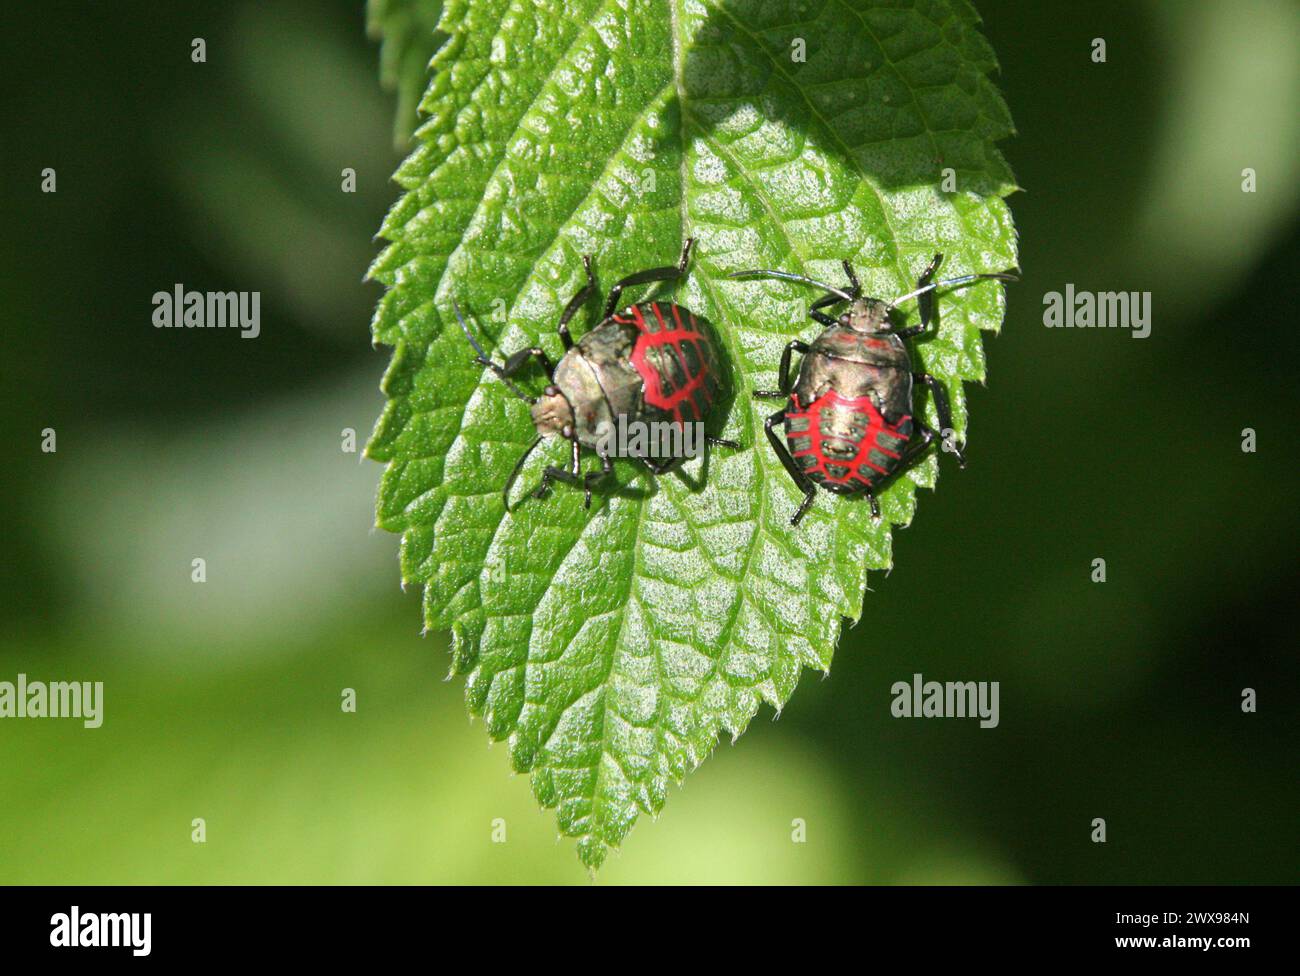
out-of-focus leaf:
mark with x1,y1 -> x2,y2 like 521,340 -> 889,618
367,0 -> 447,147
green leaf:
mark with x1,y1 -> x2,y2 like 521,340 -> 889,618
367,0 -> 447,148
366,0 -> 1017,869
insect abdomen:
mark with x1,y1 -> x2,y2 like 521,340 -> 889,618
785,390 -> 912,490
615,301 -> 719,426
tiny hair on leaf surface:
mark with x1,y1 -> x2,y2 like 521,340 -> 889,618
365,0 -> 1017,869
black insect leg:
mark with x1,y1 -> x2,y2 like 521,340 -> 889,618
777,339 -> 808,393
602,238 -> 694,318
913,372 -> 965,467
640,434 -> 736,475
893,254 -> 1017,339
502,434 -> 544,511
533,436 -> 581,500
641,435 -> 736,492
917,252 -> 944,283
882,418 -> 956,489
895,253 -> 943,339
644,453 -> 701,492
492,346 -> 555,380
893,420 -> 936,473
861,489 -> 881,520
535,440 -> 614,509
579,452 -> 615,508
556,255 -> 596,350
859,421 -> 938,516
762,409 -> 818,526
805,260 -> 861,326
840,259 -> 862,297
791,484 -> 819,526
808,292 -> 842,327
753,340 -> 808,398
456,298 -> 547,399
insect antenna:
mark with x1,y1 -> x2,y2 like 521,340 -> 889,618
453,298 -> 535,404
728,269 -> 855,303
502,435 -> 544,511
888,270 -> 1020,310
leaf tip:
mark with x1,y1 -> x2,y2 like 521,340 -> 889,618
576,835 -> 609,871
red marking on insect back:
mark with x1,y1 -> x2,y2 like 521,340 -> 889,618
651,303 -> 667,327
789,390 -> 911,488
833,332 -> 889,353
654,304 -> 696,411
630,302 -> 711,425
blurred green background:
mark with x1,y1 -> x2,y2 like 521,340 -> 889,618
1,0 -> 1296,884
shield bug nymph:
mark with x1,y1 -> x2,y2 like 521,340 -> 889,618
731,253 -> 1017,526
457,239 -> 738,509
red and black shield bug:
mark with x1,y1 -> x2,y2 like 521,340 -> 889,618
731,254 -> 1017,526
456,239 -> 738,509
